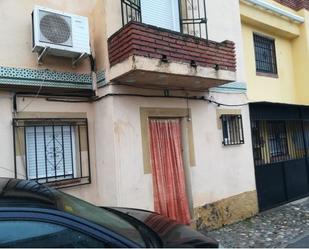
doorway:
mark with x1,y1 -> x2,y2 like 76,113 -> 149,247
148,118 -> 191,224
250,103 -> 309,211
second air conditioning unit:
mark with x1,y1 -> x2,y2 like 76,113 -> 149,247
32,6 -> 90,65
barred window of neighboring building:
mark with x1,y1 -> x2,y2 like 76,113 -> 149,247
13,119 -> 91,188
253,34 -> 277,74
221,114 -> 245,146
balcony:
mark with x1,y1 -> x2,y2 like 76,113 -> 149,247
108,22 -> 236,90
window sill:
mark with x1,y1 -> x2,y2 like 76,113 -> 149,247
222,142 -> 245,146
45,178 -> 82,188
256,72 -> 278,78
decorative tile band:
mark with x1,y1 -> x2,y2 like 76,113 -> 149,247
210,82 -> 247,93
0,66 -> 92,89
96,70 -> 106,88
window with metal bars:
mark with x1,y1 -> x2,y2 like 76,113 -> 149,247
221,115 -> 245,146
253,34 -> 278,74
13,118 -> 91,188
120,0 -> 208,39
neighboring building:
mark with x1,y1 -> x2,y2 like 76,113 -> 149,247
240,0 -> 309,211
0,0 -> 257,230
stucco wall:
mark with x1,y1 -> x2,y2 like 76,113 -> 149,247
242,23 -> 297,104
292,10 -> 309,105
207,0 -> 246,83
241,0 -> 309,105
93,97 -> 119,206
0,93 -> 16,178
0,0 -> 97,73
106,92 -> 256,211
0,94 -> 100,204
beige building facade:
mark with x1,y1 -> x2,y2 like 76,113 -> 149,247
0,0 -> 257,229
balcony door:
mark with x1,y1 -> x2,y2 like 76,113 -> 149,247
141,0 -> 180,32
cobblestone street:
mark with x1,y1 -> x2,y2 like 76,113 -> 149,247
202,197 -> 309,248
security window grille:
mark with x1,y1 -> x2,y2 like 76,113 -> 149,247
25,126 -> 75,180
13,119 -> 91,188
254,34 -> 277,74
121,0 -> 208,39
221,115 -> 244,146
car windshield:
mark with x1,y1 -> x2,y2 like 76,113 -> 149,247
54,190 -> 146,247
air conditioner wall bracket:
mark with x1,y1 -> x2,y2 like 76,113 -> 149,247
38,47 -> 50,65
72,52 -> 88,68
36,47 -> 89,68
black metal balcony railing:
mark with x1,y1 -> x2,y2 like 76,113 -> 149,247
13,118 -> 91,188
179,0 -> 208,39
121,0 -> 141,25
121,0 -> 208,39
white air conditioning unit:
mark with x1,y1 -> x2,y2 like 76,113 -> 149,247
32,6 -> 90,65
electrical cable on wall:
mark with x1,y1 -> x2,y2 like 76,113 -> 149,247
15,71 -> 248,108
88,81 -> 248,107
44,92 -> 248,107
18,68 -> 46,112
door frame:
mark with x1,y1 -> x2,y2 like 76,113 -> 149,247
140,107 -> 195,174
140,107 -> 195,219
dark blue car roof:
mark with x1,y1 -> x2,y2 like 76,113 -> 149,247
0,178 -> 57,208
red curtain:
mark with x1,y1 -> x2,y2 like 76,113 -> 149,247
148,119 -> 191,225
